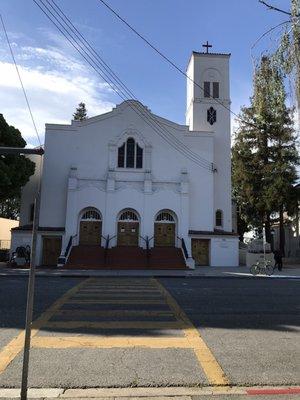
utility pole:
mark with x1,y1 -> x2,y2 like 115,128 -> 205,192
0,146 -> 44,400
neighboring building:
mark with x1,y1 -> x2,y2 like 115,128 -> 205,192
0,217 -> 19,250
270,184 -> 300,259
11,50 -> 239,268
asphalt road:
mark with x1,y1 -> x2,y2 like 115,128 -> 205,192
0,276 -> 299,389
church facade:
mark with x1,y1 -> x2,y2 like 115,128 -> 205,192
11,51 -> 239,268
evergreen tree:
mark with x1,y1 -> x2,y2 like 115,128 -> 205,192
232,56 -> 298,251
0,114 -> 35,207
73,102 -> 88,121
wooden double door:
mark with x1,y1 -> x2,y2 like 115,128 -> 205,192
79,221 -> 102,245
117,222 -> 139,246
42,236 -> 62,266
154,223 -> 175,247
192,239 -> 210,266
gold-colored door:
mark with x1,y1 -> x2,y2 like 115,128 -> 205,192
79,221 -> 102,245
154,223 -> 175,246
192,239 -> 210,266
42,236 -> 62,266
117,222 -> 139,246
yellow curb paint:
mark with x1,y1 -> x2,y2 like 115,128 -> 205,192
0,278 -> 92,374
152,279 -> 229,386
31,336 -> 192,349
55,310 -> 174,317
44,321 -> 184,330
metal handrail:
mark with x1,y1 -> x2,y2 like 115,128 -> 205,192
148,236 -> 154,245
139,235 -> 148,243
176,236 -> 189,260
181,237 -> 189,259
64,234 -> 77,260
107,234 -> 117,247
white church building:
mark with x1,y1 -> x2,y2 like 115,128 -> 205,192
11,50 -> 239,268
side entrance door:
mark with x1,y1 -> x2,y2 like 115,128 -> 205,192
154,223 -> 175,246
117,222 -> 139,246
42,236 -> 62,266
192,239 -> 210,266
79,221 -> 102,245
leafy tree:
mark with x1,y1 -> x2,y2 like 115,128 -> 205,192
0,114 -> 35,217
260,0 -> 300,131
0,197 -> 20,220
73,102 -> 88,121
232,56 -> 298,252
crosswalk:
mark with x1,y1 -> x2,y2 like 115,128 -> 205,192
0,278 -> 229,386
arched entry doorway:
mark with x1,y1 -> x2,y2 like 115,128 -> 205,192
154,210 -> 176,247
79,208 -> 102,245
117,209 -> 139,246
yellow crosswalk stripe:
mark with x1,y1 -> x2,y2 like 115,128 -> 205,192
54,309 -> 173,317
65,299 -> 165,304
152,279 -> 229,386
44,321 -> 184,329
0,278 -> 92,374
31,336 -> 192,349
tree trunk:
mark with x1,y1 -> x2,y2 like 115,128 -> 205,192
279,205 -> 285,256
265,213 -> 272,244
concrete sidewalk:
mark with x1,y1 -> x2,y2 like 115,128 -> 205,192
0,263 -> 299,278
1,386 -> 300,399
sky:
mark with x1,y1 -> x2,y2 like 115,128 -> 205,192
0,0 -> 293,147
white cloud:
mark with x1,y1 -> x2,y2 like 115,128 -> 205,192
0,38 -> 115,146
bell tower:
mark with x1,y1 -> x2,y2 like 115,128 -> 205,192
186,45 -> 233,232
186,46 -> 230,132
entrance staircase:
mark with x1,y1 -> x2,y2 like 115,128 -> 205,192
65,245 -> 187,269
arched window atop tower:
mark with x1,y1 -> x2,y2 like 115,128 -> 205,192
118,137 -> 143,169
215,209 -> 223,228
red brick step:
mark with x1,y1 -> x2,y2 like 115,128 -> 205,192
65,245 -> 187,270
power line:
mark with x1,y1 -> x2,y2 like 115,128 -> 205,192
42,0 -> 214,171
38,0 -> 212,171
0,14 -> 42,147
46,0 -> 213,170
34,0 -> 214,171
97,0 -> 259,130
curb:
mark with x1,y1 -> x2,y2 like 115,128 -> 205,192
1,386 -> 300,398
1,269 -> 300,279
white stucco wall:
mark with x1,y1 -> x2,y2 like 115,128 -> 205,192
39,102 -> 215,252
186,52 -> 232,233
13,50 -> 239,268
20,154 -> 43,226
210,237 -> 239,266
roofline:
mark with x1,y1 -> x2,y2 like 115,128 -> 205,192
186,51 -> 231,71
192,51 -> 231,57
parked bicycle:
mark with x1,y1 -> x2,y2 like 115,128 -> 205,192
250,259 -> 274,276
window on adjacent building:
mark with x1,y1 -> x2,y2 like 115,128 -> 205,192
117,138 -> 143,169
215,210 -> 223,227
204,81 -> 210,97
213,82 -> 219,98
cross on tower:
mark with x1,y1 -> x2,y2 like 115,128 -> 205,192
202,41 -> 212,54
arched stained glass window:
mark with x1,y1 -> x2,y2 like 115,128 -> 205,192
117,138 -> 143,169
155,211 -> 175,223
81,209 -> 101,221
119,210 -> 139,221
